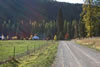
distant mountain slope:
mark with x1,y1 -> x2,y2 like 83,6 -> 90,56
0,0 -> 82,22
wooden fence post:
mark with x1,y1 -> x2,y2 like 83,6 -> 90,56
34,45 -> 35,52
27,46 -> 29,55
13,46 -> 16,58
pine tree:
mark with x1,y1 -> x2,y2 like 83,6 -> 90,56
57,8 -> 64,33
92,5 -> 100,36
78,21 -> 86,38
72,20 -> 78,38
66,22 -> 72,39
63,20 -> 68,34
56,8 -> 64,40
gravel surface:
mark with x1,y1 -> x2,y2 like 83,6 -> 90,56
54,41 -> 100,67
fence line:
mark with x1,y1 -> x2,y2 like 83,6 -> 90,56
0,42 -> 50,65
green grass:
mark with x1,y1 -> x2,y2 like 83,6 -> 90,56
0,40 -> 48,61
18,42 -> 58,67
0,41 -> 58,67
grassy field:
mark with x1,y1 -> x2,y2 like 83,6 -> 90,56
0,40 -> 49,61
0,40 -> 58,67
76,37 -> 100,50
17,42 -> 58,67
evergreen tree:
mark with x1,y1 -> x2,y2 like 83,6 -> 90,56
63,20 -> 68,34
72,20 -> 78,38
92,5 -> 100,36
56,8 -> 64,40
78,21 -> 86,38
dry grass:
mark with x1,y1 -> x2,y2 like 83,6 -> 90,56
76,37 -> 100,50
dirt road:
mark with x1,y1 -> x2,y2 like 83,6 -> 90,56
54,41 -> 100,67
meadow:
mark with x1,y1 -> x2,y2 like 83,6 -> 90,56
0,40 -> 58,67
0,40 -> 49,61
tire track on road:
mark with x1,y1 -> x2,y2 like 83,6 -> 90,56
70,42 -> 100,63
64,42 -> 82,67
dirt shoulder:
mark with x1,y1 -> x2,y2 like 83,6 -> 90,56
75,37 -> 100,50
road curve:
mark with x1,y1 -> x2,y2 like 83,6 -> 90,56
54,41 -> 100,67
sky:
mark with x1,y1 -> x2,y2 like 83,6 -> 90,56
57,0 -> 84,3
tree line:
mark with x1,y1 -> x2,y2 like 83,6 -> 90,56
0,0 -> 100,40
0,18 -> 84,40
56,0 -> 100,40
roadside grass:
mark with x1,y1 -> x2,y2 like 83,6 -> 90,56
0,40 -> 48,61
18,42 -> 58,67
76,37 -> 100,51
0,41 -> 58,67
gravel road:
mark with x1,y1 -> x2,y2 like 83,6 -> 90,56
54,41 -> 100,67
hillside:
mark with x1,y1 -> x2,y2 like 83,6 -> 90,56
0,0 -> 83,38
0,0 -> 82,22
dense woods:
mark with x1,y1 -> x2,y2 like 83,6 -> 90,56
0,0 -> 82,39
0,0 -> 100,40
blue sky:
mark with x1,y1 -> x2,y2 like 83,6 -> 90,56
57,0 -> 84,3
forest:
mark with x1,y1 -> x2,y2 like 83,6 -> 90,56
0,0 -> 100,40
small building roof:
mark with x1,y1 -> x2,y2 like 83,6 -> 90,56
32,36 -> 39,40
